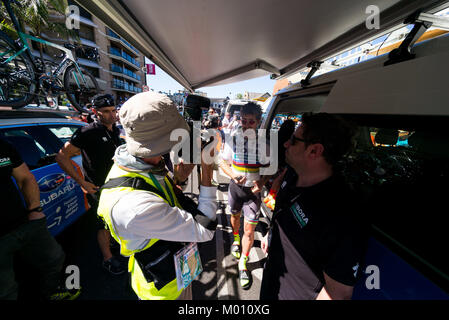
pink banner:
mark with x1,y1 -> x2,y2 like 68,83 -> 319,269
146,63 -> 156,75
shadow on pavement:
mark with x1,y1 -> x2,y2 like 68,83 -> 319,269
16,208 -> 137,300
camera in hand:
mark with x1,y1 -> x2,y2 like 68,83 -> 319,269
180,94 -> 212,160
183,94 -> 210,122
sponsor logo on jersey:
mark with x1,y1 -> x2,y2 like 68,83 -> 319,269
0,157 -> 12,167
290,202 -> 309,228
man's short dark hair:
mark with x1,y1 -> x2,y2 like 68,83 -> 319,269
92,94 -> 115,109
300,112 -> 355,165
240,102 -> 262,120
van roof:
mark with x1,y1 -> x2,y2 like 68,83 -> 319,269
75,0 -> 448,92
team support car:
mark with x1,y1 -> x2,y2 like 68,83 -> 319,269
0,109 -> 89,236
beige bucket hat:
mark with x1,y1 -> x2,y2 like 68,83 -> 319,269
119,91 -> 190,158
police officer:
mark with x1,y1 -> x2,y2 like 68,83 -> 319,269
56,94 -> 126,275
97,91 -> 217,300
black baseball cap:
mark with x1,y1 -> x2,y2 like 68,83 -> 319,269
92,94 -> 115,109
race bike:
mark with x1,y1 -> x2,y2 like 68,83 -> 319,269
0,0 -> 98,112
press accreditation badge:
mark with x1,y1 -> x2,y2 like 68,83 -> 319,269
174,243 -> 203,291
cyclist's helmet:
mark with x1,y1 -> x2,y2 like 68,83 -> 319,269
92,94 -> 115,109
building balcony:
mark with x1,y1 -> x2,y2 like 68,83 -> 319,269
78,58 -> 101,69
106,29 -> 139,57
111,80 -> 142,94
96,78 -> 107,91
49,14 -> 97,28
108,47 -> 141,70
110,64 -> 141,83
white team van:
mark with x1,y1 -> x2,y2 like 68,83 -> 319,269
76,0 -> 449,299
259,26 -> 449,299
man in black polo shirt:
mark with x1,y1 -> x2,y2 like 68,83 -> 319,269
260,112 -> 368,300
56,94 -> 125,275
0,139 -> 79,300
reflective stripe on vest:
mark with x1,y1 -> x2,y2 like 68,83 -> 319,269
97,164 -> 183,300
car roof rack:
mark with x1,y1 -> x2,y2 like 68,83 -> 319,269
0,109 -> 69,119
385,9 -> 449,66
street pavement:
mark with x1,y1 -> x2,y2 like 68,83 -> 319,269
191,168 -> 270,300
17,167 -> 269,300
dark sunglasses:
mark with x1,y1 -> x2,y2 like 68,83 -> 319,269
290,134 -> 306,145
241,119 -> 256,125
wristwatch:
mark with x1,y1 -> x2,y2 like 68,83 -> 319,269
27,206 -> 44,213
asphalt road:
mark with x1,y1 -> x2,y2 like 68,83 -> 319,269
16,168 -> 269,300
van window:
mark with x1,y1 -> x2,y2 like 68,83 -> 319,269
370,129 -> 414,147
267,111 -> 449,291
337,115 -> 449,291
271,113 -> 302,130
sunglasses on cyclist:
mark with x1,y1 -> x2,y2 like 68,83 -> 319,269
241,119 -> 257,125
289,134 -> 306,145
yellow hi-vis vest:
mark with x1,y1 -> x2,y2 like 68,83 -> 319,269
97,164 -> 183,300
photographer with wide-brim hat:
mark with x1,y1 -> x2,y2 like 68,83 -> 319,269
97,91 -> 218,300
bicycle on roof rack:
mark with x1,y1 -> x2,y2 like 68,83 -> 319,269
0,0 -> 98,112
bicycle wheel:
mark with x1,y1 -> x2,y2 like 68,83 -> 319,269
0,31 -> 37,108
34,58 -> 64,108
63,64 -> 98,112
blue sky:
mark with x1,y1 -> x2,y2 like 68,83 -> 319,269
145,58 -> 276,99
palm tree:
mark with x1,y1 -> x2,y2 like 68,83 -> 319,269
19,0 -> 80,66
1,0 -> 80,107
1,0 -> 78,66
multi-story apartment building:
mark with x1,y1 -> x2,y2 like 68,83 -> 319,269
72,3 -> 145,104
31,1 -> 145,105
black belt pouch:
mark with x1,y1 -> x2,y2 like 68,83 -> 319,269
134,241 -> 185,290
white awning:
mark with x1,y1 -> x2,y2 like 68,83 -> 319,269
74,0 -> 448,92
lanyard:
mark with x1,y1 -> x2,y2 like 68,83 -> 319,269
148,173 -> 175,207
104,128 -> 119,148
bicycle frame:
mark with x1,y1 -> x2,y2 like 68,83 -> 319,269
1,0 -> 88,86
